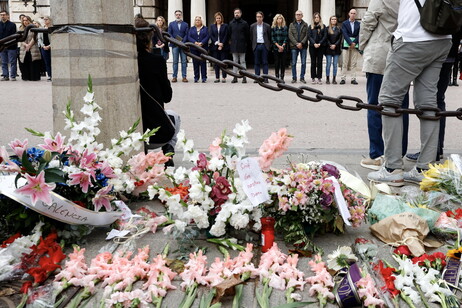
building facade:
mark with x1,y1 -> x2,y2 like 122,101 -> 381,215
4,0 -> 369,27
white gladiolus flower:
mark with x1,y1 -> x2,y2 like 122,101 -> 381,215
83,92 -> 94,103
174,220 -> 187,233
229,212 -> 249,229
186,205 -> 209,229
173,167 -> 187,182
208,157 -> 225,171
176,130 -> 185,144
147,186 -> 159,199
232,120 -> 252,137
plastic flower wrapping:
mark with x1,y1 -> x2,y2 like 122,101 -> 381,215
148,122 -> 291,237
264,161 -> 366,252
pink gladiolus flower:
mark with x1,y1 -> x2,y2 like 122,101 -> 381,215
92,185 -> 114,212
209,137 -> 222,158
68,171 -> 95,193
145,151 -> 170,166
39,133 -> 65,154
8,139 -> 28,157
15,171 -> 56,205
145,215 -> 168,233
54,247 -> 88,286
180,250 -> 209,289
258,128 -> 293,171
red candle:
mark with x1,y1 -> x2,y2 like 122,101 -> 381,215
260,217 -> 275,252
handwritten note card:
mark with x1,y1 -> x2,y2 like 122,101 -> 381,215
236,157 -> 270,206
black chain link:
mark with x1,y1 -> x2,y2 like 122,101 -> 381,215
2,24 -> 461,122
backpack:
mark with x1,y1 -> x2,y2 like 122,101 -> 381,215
414,0 -> 462,35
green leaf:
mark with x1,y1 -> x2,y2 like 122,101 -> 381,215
21,151 -> 37,174
87,74 -> 93,92
44,169 -> 66,183
24,127 -> 45,137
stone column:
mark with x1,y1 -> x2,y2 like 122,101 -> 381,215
50,0 -> 142,148
168,0 -> 183,24
190,0 -> 207,26
321,0 -> 336,25
297,0 -> 312,23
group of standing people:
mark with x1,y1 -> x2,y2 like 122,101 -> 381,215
0,10 -> 52,82
160,8 -> 362,85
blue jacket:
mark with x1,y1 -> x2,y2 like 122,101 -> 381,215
341,20 -> 360,49
167,20 -> 189,47
0,20 -> 17,50
186,26 -> 209,54
209,23 -> 229,52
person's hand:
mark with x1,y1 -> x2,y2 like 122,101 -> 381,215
350,42 -> 356,49
158,43 -> 165,48
278,46 -> 284,53
218,45 -> 222,50
296,43 -> 302,49
25,44 -> 31,52
218,43 -> 223,48
314,43 -> 320,48
330,44 -> 335,50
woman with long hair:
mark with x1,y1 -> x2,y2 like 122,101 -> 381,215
307,12 -> 327,84
209,12 -> 229,83
152,16 -> 170,61
186,15 -> 209,83
19,16 -> 41,81
271,14 -> 288,82
325,15 -> 342,84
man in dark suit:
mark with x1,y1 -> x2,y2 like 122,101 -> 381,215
250,11 -> 271,83
340,9 -> 361,85
167,10 -> 189,83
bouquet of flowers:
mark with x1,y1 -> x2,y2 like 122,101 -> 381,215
148,122 -> 291,237
264,162 -> 366,252
420,156 -> 462,203
0,77 -> 167,243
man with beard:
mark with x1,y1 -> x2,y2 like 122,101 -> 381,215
168,10 -> 189,83
228,8 -> 249,83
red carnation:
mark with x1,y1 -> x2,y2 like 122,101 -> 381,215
393,245 -> 412,257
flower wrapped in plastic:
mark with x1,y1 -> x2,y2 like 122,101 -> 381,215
148,122 -> 290,237
264,161 -> 366,252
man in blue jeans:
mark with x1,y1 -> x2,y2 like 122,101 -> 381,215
288,10 -> 308,84
167,10 -> 189,83
359,0 -> 409,170
0,10 -> 17,81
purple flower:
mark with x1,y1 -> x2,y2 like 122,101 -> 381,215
321,164 -> 340,179
320,193 -> 333,208
210,176 -> 232,206
195,153 -> 208,171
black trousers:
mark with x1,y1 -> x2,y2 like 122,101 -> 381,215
309,45 -> 325,79
273,50 -> 287,78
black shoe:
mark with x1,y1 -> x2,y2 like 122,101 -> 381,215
231,78 -> 238,83
253,80 -> 258,83
300,79 -> 306,84
242,77 -> 247,84
214,79 -> 220,83
340,80 -> 346,85
291,79 -> 297,84
351,80 -> 358,85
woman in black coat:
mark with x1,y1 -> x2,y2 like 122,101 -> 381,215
209,12 -> 229,83
307,12 -> 327,84
324,16 -> 342,84
135,18 -> 176,155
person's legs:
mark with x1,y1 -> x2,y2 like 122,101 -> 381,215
192,58 -> 199,81
300,48 -> 307,80
1,51 -> 8,78
366,73 -> 384,159
280,51 -> 286,79
213,50 -> 220,79
274,50 -> 281,77
316,48 -> 323,79
254,46 -> 261,76
200,58 -> 207,81
219,51 -> 227,79
291,49 -> 298,80
309,46 -> 316,80
325,55 -> 332,77
165,110 -> 181,149
232,53 -> 239,73
401,93 -> 410,156
171,46 -> 179,78
261,46 -> 268,75
341,49 -> 350,81
239,53 -> 246,69
332,54 -> 339,77
350,49 -> 359,81
179,49 -> 187,78
40,48 -> 51,78
435,62 -> 451,157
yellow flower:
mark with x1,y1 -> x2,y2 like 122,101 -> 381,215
420,177 -> 438,191
447,248 -> 462,259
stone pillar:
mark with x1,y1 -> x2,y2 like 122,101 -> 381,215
168,0 -> 183,24
50,0 -> 142,148
297,0 -> 312,23
320,0 -> 336,25
190,0 -> 207,26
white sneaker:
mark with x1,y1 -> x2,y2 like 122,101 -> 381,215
360,156 -> 384,171
367,166 -> 404,187
404,167 -> 424,185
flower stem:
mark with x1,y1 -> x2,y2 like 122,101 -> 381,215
232,284 -> 244,308
400,292 -> 417,308
414,283 -> 430,308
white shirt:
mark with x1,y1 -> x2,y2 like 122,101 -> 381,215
256,24 -> 264,43
349,20 -> 355,34
394,0 -> 451,42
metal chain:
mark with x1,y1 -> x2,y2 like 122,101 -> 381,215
2,24 -> 461,121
